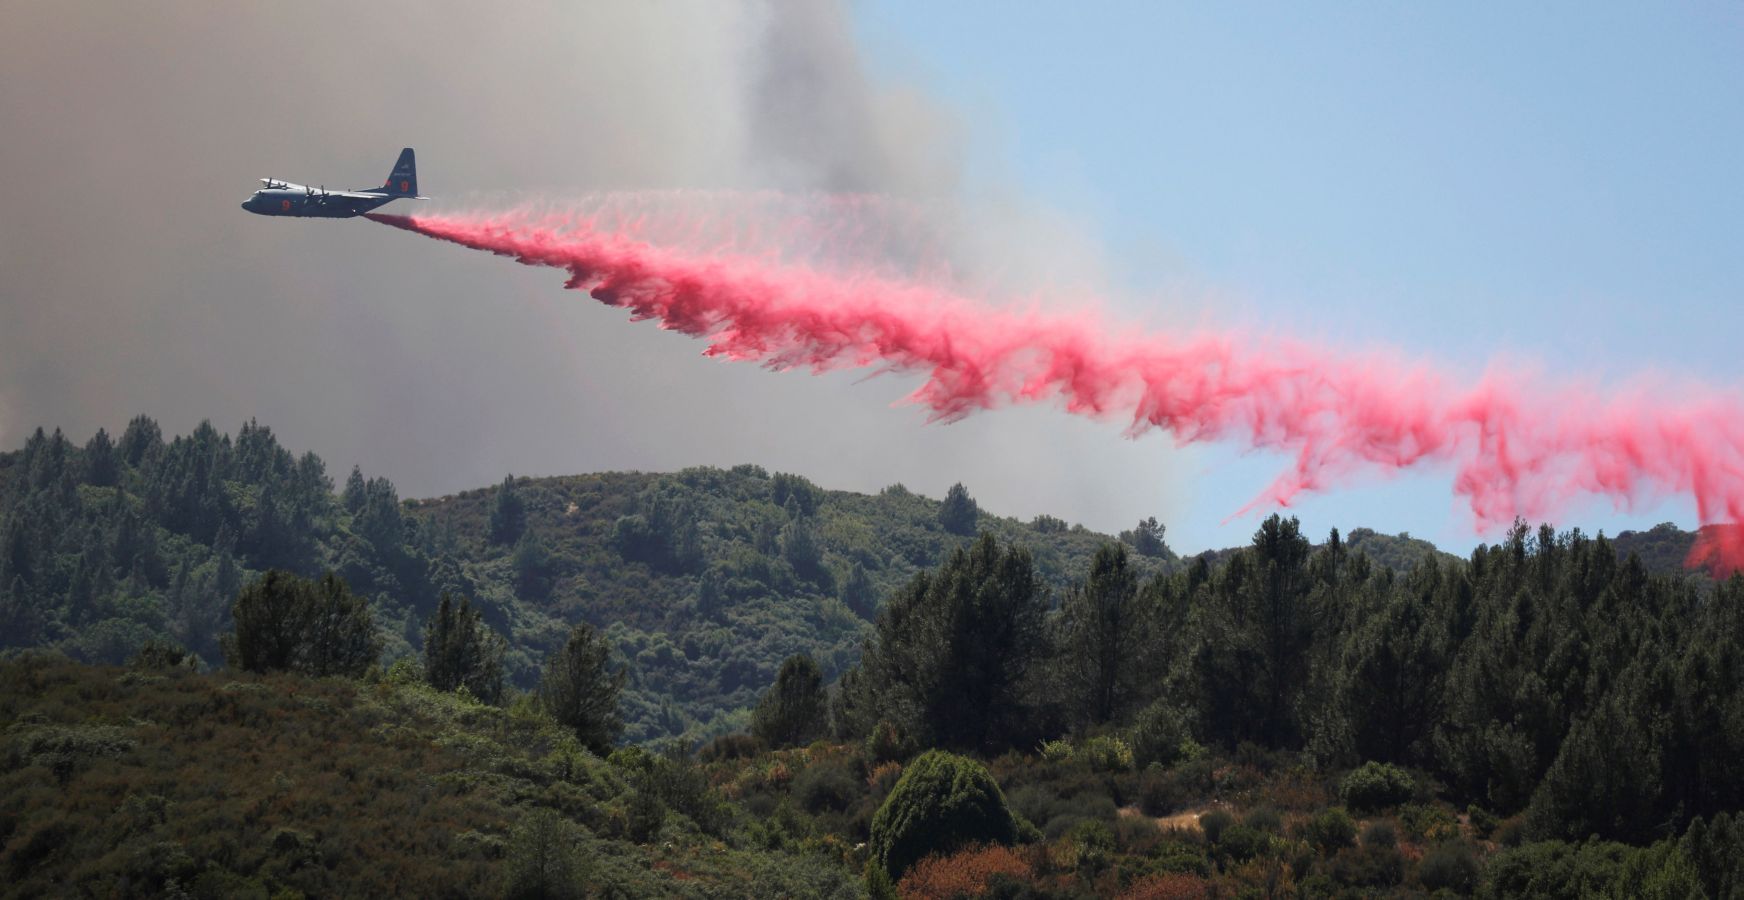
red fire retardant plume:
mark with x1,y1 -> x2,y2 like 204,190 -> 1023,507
367,210 -> 1744,574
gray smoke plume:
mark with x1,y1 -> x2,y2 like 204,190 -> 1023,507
0,0 -> 1184,532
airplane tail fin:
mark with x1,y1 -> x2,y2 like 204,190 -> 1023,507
368,148 -> 419,197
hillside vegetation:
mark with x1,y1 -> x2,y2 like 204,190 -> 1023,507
0,418 -> 1172,742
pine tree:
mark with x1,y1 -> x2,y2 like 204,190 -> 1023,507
83,428 -> 119,487
938,483 -> 979,536
490,475 -> 528,545
225,570 -> 380,677
841,561 -> 877,620
539,622 -> 625,754
423,593 -> 507,704
1056,542 -> 1148,727
751,654 -> 828,748
342,466 -> 367,514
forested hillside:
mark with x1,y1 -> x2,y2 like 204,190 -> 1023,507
6,518 -> 1744,897
0,418 -> 1174,742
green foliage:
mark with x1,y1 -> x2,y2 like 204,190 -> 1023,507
538,622 -> 625,754
422,593 -> 506,705
0,417 -> 1157,746
751,654 -> 827,749
224,570 -> 380,678
0,656 -> 880,898
1128,699 -> 1197,769
1077,735 -> 1134,773
131,638 -> 195,671
1483,839 -> 1701,900
845,534 -> 1050,754
1294,807 -> 1356,855
1055,543 -> 1152,727
489,475 -> 528,546
937,483 -> 979,536
1188,514 -> 1318,748
1197,809 -> 1234,845
869,750 -> 1018,879
1118,516 -> 1169,559
1418,840 -> 1481,893
1338,761 -> 1414,813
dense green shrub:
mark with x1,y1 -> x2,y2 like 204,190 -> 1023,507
1339,762 -> 1414,813
794,760 -> 861,814
869,750 -> 1019,878
1079,735 -> 1134,773
1294,807 -> 1356,855
1215,824 -> 1271,864
1129,699 -> 1197,769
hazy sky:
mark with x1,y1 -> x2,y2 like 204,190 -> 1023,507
3,2 -> 1741,554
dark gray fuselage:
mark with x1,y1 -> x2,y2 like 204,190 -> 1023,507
240,189 -> 395,218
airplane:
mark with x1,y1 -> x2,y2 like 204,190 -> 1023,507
241,148 -> 427,218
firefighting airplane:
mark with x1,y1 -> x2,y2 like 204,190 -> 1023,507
241,148 -> 427,218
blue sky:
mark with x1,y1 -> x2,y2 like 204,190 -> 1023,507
853,2 -> 1744,553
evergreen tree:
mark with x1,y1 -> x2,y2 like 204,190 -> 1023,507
751,654 -> 827,748
117,415 -> 162,467
83,428 -> 119,487
1191,514 -> 1315,748
937,483 -> 979,536
539,622 -> 625,754
490,475 -> 528,545
840,561 -> 877,620
342,465 -> 367,514
851,534 -> 1049,753
512,528 -> 551,600
1056,542 -> 1149,728
225,570 -> 380,677
423,593 -> 507,704
1120,516 -> 1168,558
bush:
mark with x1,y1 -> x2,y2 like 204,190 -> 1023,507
1215,825 -> 1271,864
869,750 -> 1019,879
1038,739 -> 1074,765
1129,700 -> 1197,769
1361,819 -> 1398,848
1467,804 -> 1500,839
131,640 -> 194,671
897,844 -> 1032,900
1242,806 -> 1283,834
1398,803 -> 1459,842
699,733 -> 762,762
865,720 -> 916,765
1329,843 -> 1404,888
1294,807 -> 1357,855
1080,735 -> 1134,773
1198,809 -> 1234,845
794,760 -> 860,815
1137,766 -> 1192,817
1418,840 -> 1480,893
1339,762 -> 1414,813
